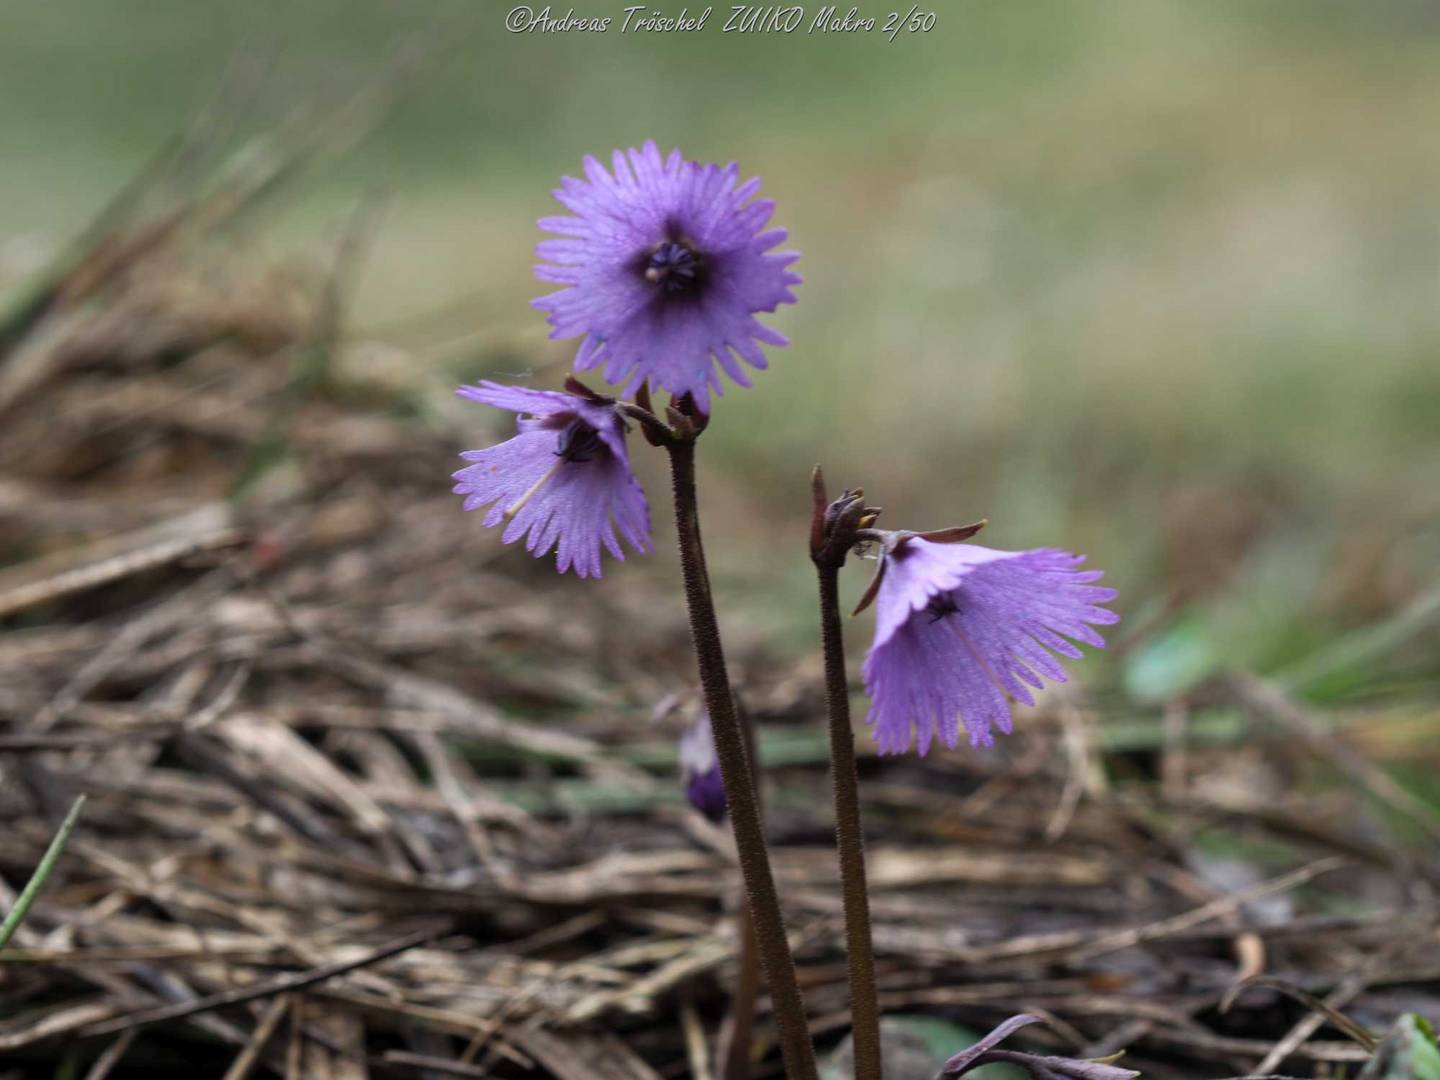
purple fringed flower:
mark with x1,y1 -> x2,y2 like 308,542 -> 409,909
861,537 -> 1119,754
532,141 -> 801,412
937,1014 -> 1139,1079
452,381 -> 651,578
678,709 -> 726,823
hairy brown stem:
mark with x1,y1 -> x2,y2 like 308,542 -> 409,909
717,699 -> 764,1080
815,562 -> 883,1080
716,902 -> 762,1080
665,439 -> 817,1080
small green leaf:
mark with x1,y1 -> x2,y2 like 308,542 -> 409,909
1358,1013 -> 1440,1080
1123,614 -> 1218,702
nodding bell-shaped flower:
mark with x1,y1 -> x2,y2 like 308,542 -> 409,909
856,525 -> 1118,754
452,379 -> 652,578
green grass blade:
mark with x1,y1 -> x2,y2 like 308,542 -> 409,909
0,794 -> 86,949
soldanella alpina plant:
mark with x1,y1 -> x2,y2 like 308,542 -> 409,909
453,142 -> 1120,1080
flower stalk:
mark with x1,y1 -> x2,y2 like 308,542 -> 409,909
810,467 -> 884,1080
665,427 -> 818,1080
675,701 -> 762,1080
716,901 -> 763,1080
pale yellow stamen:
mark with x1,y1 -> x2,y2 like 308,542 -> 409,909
502,460 -> 563,522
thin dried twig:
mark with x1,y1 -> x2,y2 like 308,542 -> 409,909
220,993 -> 292,1080
79,925 -> 448,1039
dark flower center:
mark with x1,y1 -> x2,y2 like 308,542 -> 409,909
554,418 -> 605,463
644,240 -> 704,295
926,594 -> 960,622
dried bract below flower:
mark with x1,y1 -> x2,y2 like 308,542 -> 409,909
937,1014 -> 1139,1079
533,140 -> 801,412
862,536 -> 1118,753
452,382 -> 651,578
678,709 -> 726,823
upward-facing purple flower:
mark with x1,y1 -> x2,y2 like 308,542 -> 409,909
861,537 -> 1119,754
452,382 -> 651,578
532,141 -> 801,412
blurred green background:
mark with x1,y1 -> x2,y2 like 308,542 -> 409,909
3,0 -> 1438,698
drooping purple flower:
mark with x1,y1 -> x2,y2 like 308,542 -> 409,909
452,381 -> 651,578
532,141 -> 801,412
678,709 -> 727,822
861,536 -> 1119,754
937,1014 -> 1139,1080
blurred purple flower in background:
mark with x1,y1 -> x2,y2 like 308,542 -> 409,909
861,538 -> 1118,754
533,140 -> 801,412
452,381 -> 651,578
678,709 -> 726,822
